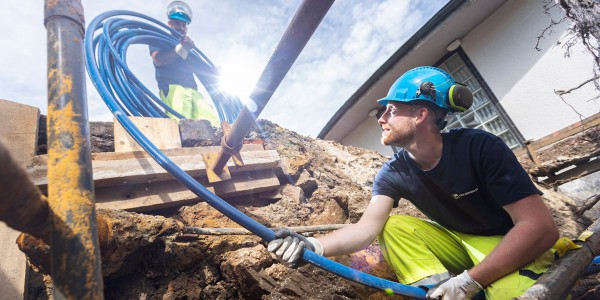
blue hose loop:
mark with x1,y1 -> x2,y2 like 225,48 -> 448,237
88,10 -> 242,122
84,10 -> 426,299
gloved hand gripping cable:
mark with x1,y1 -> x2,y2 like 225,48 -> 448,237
267,228 -> 324,266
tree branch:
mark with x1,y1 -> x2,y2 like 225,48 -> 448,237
554,76 -> 600,96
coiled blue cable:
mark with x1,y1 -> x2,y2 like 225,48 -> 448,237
85,10 -> 426,299
89,10 -> 242,122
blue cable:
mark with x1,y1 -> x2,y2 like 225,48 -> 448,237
584,255 -> 600,277
86,9 -> 600,297
90,11 -> 242,122
85,10 -> 426,298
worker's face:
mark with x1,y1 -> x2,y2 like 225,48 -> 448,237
378,103 -> 417,146
168,19 -> 188,35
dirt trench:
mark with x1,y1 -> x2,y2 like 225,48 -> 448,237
26,120 -> 600,299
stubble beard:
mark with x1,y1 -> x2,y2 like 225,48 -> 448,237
381,121 -> 415,147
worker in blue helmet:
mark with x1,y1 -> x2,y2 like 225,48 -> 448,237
149,1 -> 220,126
268,66 -> 559,299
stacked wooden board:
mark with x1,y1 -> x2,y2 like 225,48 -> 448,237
0,100 -> 282,299
27,116 -> 283,212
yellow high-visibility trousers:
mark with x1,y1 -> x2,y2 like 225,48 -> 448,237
160,84 -> 220,127
378,215 -> 556,300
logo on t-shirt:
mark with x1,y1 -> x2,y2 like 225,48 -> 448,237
452,187 -> 479,199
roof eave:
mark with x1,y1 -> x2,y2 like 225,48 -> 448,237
317,0 -> 469,139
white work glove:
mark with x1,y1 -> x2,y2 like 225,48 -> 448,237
174,43 -> 189,60
174,36 -> 195,60
267,229 -> 324,266
426,270 -> 483,300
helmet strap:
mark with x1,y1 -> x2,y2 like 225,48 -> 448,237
436,118 -> 448,130
435,111 -> 449,130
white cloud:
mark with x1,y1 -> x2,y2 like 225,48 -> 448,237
0,0 -> 449,137
262,0 -> 449,136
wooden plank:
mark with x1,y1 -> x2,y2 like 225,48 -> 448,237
546,157 -> 600,185
0,99 -> 39,300
0,99 -> 40,168
525,141 -> 543,168
514,112 -> 600,157
0,223 -> 27,300
530,112 -> 600,151
95,169 -> 280,212
114,116 -> 181,152
213,169 -> 280,197
29,149 -> 280,189
31,143 -> 265,165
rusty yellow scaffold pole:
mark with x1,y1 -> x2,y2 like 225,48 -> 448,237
44,0 -> 104,299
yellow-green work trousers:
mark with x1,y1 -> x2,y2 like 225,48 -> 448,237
160,84 -> 220,127
378,215 -> 556,300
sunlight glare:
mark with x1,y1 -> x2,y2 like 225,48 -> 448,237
217,55 -> 262,102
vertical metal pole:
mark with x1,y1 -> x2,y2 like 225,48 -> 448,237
44,0 -> 104,299
211,0 -> 335,173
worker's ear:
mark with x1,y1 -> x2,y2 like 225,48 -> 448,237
413,107 -> 428,124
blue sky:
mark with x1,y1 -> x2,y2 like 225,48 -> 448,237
0,0 -> 449,137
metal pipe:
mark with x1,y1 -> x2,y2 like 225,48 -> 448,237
183,224 -> 347,235
44,0 -> 104,299
0,141 -> 51,241
212,0 -> 335,172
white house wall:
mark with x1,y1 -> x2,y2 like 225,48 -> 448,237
339,0 -> 598,155
341,115 -> 395,156
462,0 -> 598,140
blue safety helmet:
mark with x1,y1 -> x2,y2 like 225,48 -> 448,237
377,66 -> 473,113
167,1 -> 193,24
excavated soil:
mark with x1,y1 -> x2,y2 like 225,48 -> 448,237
26,120 -> 600,299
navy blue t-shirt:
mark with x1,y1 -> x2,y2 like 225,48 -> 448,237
149,44 -> 197,96
372,128 -> 541,236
